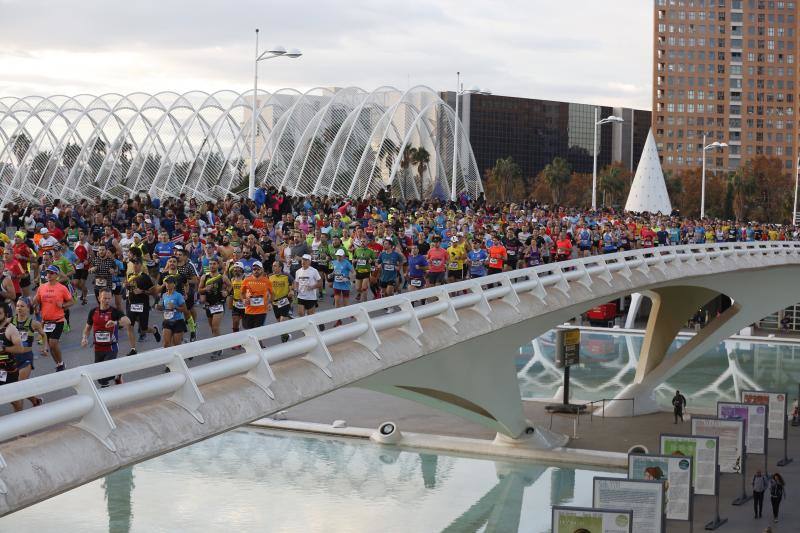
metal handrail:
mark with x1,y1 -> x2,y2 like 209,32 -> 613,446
583,397 -> 636,420
0,241 -> 797,458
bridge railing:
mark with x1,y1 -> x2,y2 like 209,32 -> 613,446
0,241 -> 798,472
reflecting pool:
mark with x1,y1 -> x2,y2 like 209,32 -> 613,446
2,428 -> 623,532
518,329 -> 800,408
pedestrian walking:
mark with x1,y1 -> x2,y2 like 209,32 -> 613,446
752,468 -> 769,518
768,473 -> 785,523
672,390 -> 687,423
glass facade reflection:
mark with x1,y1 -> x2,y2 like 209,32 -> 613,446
442,92 -> 651,180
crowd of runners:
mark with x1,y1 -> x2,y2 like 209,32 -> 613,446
0,186 -> 798,403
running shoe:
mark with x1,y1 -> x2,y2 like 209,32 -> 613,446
127,348 -> 137,356
153,326 -> 161,343
56,362 -> 66,372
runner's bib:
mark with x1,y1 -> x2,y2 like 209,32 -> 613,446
0,370 -> 6,382
448,262 -> 459,269
383,264 -> 395,271
208,304 -> 224,314
410,278 -> 423,287
234,301 -> 245,309
130,304 -> 144,313
432,259 -> 442,266
276,297 -> 290,308
507,250 -> 516,256
471,260 -> 483,267
489,258 -> 499,266
335,275 -> 347,283
43,322 -> 56,333
356,259 -> 367,267
95,278 -> 107,287
249,296 -> 264,306
163,311 -> 175,320
94,331 -> 112,343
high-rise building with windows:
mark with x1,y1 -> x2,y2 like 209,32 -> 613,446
653,0 -> 798,174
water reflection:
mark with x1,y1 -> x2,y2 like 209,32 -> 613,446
2,429 -> 622,533
518,330 -> 800,408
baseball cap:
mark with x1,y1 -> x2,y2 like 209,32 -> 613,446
133,233 -> 141,239
14,231 -> 25,238
451,236 -> 458,243
45,265 -> 60,274
164,275 -> 177,284
173,244 -> 184,251
252,260 -> 264,269
301,254 -> 312,260
233,261 -> 244,270
40,228 -> 48,234
335,249 -> 345,256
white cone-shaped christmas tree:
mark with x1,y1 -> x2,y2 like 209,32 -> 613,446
625,128 -> 672,214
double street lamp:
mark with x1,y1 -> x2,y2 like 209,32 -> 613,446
700,133 -> 728,219
592,109 -> 625,210
451,72 -> 490,202
249,28 -> 302,200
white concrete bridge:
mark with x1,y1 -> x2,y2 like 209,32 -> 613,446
2,241 -> 800,516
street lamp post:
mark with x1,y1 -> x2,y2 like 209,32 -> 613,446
450,74 -> 490,202
249,28 -> 301,200
700,133 -> 728,219
592,109 -> 624,210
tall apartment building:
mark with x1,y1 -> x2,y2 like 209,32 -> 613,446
653,0 -> 798,174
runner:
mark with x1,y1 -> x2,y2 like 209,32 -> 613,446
174,245 -> 200,342
198,258 -> 231,359
377,240 -> 404,297
33,265 -> 73,372
352,239 -> 376,302
124,258 -> 160,355
269,260 -> 293,342
446,236 -> 466,282
426,236 -> 448,286
241,260 -> 273,330
331,249 -> 353,322
0,303 -> 26,411
156,276 -> 188,348
406,244 -> 428,291
81,288 -> 130,387
228,262 -> 246,334
293,254 -> 321,319
11,298 -> 46,409
467,240 -> 489,278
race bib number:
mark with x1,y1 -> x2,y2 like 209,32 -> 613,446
0,370 -> 6,382
448,262 -> 459,269
163,310 -> 175,320
95,278 -> 107,287
356,259 -> 367,267
209,304 -> 224,314
471,260 -> 483,267
488,257 -> 499,266
432,259 -> 442,266
234,300 -> 245,309
250,296 -> 264,306
335,275 -> 347,283
276,297 -> 290,308
410,278 -> 423,287
507,250 -> 516,256
94,331 -> 112,343
43,322 -> 56,333
383,264 -> 395,271
19,332 -> 28,343
130,304 -> 144,313
76,262 -> 84,270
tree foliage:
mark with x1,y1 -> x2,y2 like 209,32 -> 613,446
484,157 -> 525,203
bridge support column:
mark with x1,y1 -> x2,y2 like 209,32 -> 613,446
607,286 -> 737,416
356,334 -> 568,449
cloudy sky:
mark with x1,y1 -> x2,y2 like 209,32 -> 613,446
0,0 -> 653,109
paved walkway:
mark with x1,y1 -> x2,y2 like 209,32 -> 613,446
286,387 -> 799,532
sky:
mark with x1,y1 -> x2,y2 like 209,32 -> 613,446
0,0 -> 653,110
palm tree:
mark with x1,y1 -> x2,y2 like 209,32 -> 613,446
540,156 -> 571,205
10,132 -> 31,165
399,145 -> 418,197
598,165 -> 625,207
729,167 -> 756,221
484,157 -> 523,203
412,146 -> 430,196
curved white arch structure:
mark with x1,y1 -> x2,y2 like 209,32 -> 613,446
0,87 -> 483,208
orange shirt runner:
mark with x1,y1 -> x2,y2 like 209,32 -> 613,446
36,282 -> 72,322
241,274 -> 273,315
487,244 -> 506,270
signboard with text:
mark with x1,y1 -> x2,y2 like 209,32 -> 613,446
691,416 -> 745,474
593,477 -> 665,533
717,401 -> 768,454
628,454 -> 692,521
555,328 -> 581,368
551,506 -> 633,533
742,390 -> 786,440
659,434 -> 718,496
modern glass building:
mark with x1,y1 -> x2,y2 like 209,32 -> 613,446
441,92 -> 650,179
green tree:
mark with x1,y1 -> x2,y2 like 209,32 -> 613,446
728,167 -> 756,222
598,163 -> 625,207
412,146 -> 431,195
484,157 -> 525,203
540,156 -> 571,205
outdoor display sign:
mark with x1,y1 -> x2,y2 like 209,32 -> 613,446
593,477 -> 665,533
717,401 -> 768,454
628,454 -> 692,521
691,417 -> 745,474
659,434 -> 719,496
555,328 -> 581,368
742,390 -> 787,440
551,506 -> 633,533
